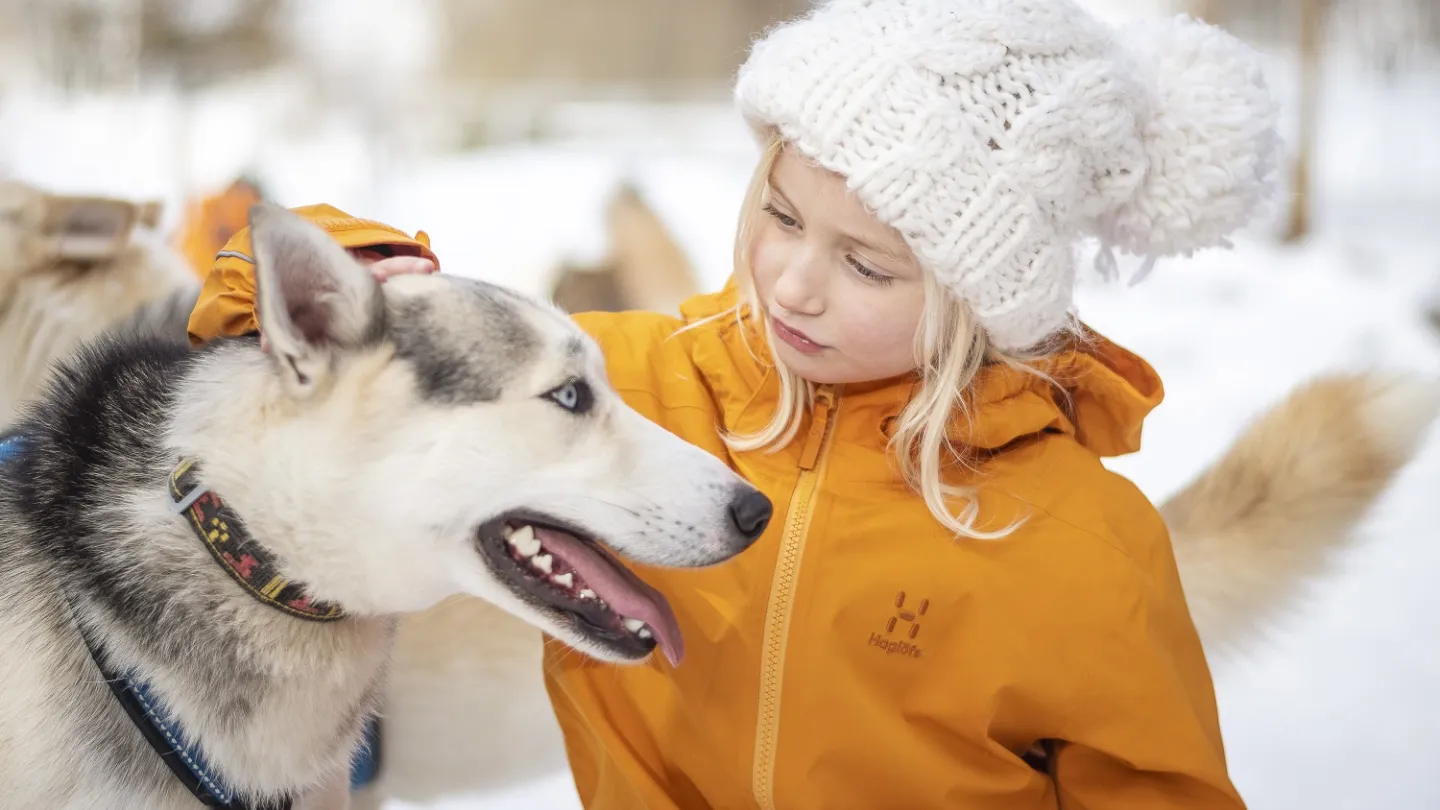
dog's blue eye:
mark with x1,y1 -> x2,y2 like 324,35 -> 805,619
547,380 -> 593,414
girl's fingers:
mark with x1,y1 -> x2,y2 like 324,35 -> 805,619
363,254 -> 438,281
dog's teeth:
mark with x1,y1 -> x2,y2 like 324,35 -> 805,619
579,588 -> 596,600
510,525 -> 541,557
637,627 -> 653,639
502,524 -> 515,538
531,553 -> 553,573
623,618 -> 647,633
552,572 -> 574,588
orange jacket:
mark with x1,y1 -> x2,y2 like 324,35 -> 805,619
172,179 -> 266,279
188,206 -> 1244,810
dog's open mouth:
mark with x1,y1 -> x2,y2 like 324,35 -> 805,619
476,514 -> 683,665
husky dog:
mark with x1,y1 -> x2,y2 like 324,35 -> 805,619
0,207 -> 772,809
0,179 -> 200,429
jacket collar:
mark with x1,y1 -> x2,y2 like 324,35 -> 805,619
677,280 -> 1163,459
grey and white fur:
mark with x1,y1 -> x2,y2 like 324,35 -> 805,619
0,206 -> 768,809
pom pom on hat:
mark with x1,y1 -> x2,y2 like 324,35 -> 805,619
1092,14 -> 1283,267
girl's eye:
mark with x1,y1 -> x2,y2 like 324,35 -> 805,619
846,255 -> 894,287
762,203 -> 799,230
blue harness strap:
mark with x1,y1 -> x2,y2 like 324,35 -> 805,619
75,618 -> 260,808
0,433 -> 383,800
7,434 -> 247,804
350,716 -> 382,791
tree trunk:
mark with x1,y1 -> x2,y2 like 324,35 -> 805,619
1284,0 -> 1324,243
1187,0 -> 1218,24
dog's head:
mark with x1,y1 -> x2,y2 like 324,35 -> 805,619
197,206 -> 770,666
0,180 -> 162,283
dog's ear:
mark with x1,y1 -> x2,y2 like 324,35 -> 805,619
250,204 -> 384,395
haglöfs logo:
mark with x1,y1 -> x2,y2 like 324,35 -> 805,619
868,591 -> 927,658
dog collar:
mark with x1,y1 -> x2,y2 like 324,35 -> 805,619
168,457 -> 345,622
164,458 -> 384,794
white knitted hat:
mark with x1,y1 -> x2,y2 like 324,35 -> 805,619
734,0 -> 1281,351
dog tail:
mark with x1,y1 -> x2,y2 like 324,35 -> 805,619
1163,372 -> 1440,652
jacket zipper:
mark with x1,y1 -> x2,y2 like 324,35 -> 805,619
752,386 -> 839,810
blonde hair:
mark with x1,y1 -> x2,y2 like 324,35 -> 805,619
690,137 -> 1067,540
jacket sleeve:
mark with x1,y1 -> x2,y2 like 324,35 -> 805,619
185,203 -> 439,346
1049,526 -> 1246,809
188,250 -> 261,345
568,309 -> 723,435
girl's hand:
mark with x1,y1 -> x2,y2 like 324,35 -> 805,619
351,247 -> 438,281
258,248 -> 438,352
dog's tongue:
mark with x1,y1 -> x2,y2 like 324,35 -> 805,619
531,527 -> 684,666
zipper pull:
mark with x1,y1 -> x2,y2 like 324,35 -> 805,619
798,387 -> 836,471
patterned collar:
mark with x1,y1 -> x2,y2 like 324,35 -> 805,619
168,457 -> 344,622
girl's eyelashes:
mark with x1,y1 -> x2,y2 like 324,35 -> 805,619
762,203 -> 799,230
846,255 -> 894,286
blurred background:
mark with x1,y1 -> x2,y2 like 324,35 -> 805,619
1,1 -> 1438,808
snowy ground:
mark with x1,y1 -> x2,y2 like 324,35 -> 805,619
3,17 -> 1439,810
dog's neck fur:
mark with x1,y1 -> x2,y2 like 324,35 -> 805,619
7,332 -> 396,802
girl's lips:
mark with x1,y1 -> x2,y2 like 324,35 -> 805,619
770,317 -> 827,354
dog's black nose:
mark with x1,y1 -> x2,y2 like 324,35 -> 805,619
728,489 -> 773,542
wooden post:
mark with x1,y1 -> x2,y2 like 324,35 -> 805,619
1284,0 -> 1324,243
1187,0 -> 1218,24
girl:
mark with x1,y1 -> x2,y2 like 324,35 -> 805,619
188,1 -> 1279,807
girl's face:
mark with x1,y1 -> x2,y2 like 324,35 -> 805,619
750,148 -> 928,386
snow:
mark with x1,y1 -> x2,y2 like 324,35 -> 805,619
360,141 -> 756,301
3,7 -> 1438,809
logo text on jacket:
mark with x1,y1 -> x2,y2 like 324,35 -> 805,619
868,591 -> 927,658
